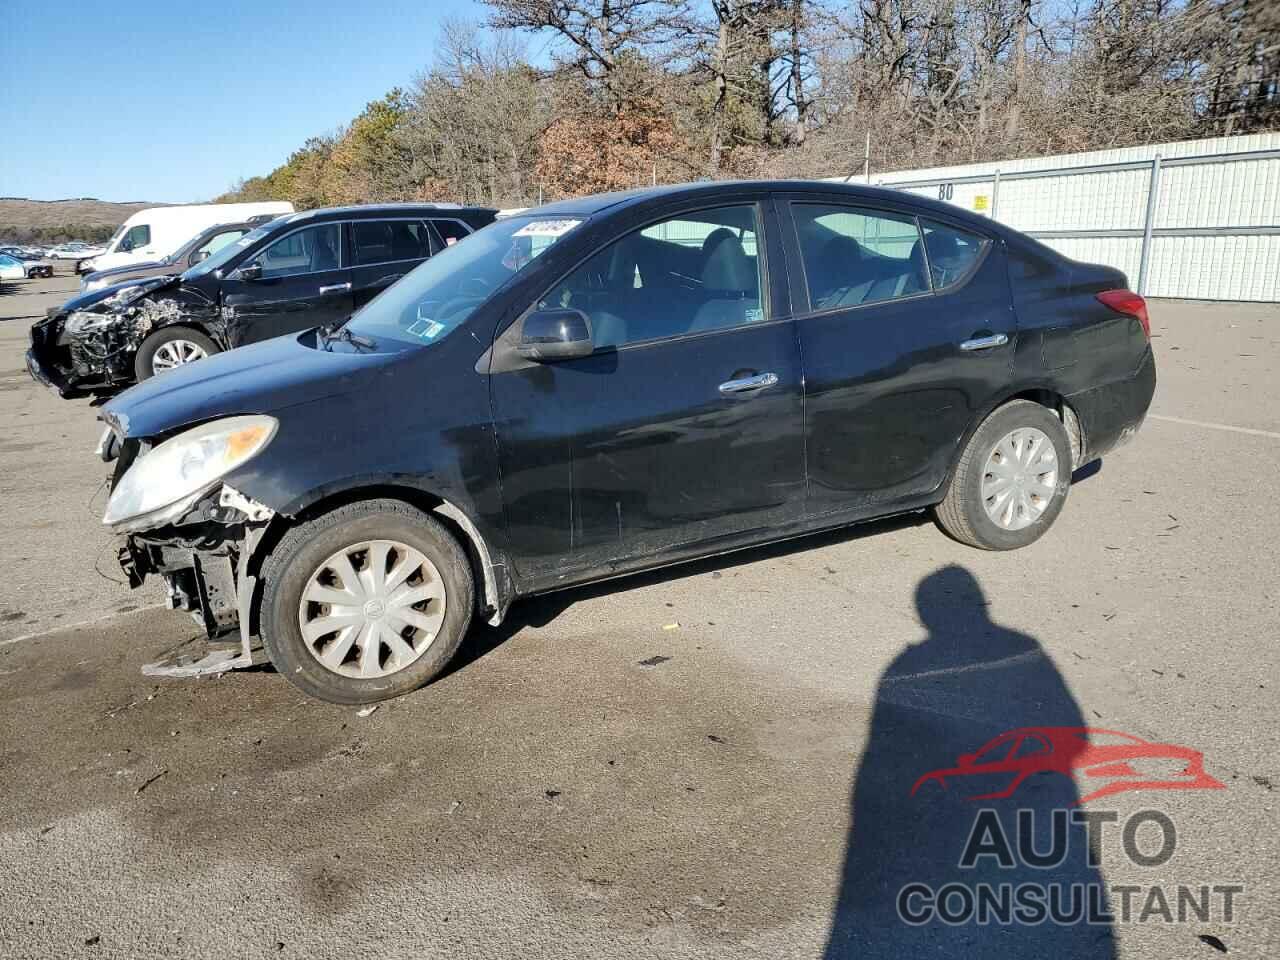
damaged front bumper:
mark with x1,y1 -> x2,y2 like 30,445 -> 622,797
27,291 -> 189,396
28,311 -> 133,396
116,480 -> 277,678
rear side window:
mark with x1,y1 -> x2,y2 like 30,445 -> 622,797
919,219 -> 988,290
353,220 -> 433,266
792,203 -> 927,311
430,219 -> 471,248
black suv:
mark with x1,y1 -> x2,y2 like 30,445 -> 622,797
27,203 -> 496,394
77,216 -> 280,294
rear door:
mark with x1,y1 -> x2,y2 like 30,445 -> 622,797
348,218 -> 436,311
220,221 -> 352,345
490,199 -> 806,587
780,196 -> 1016,516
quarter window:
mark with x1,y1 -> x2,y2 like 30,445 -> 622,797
920,218 -> 988,290
251,223 -> 342,278
430,219 -> 471,249
353,220 -> 433,266
792,203 -> 927,311
539,204 -> 765,348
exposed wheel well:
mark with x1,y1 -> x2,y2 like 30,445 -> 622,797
1007,389 -> 1084,469
244,484 -> 503,640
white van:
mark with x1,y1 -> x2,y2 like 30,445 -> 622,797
84,201 -> 295,272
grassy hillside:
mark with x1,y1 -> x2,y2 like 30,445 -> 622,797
0,198 -> 164,244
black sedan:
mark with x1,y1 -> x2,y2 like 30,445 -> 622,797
92,181 -> 1155,704
26,203 -> 496,394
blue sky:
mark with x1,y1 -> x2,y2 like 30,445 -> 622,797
0,0 -> 488,202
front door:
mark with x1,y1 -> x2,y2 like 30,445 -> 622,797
221,221 -> 352,345
781,198 -> 1016,516
490,201 -> 806,588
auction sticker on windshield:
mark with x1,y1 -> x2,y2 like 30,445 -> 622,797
512,219 -> 582,238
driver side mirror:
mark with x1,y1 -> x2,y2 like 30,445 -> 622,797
235,262 -> 263,281
189,249 -> 211,266
517,308 -> 594,362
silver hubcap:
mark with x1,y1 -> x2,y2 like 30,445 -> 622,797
151,339 -> 208,372
981,427 -> 1059,531
298,539 -> 446,679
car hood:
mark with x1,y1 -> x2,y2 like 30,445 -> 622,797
100,331 -> 402,439
84,261 -> 173,284
56,274 -> 179,317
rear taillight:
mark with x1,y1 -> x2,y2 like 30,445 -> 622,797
1096,289 -> 1150,339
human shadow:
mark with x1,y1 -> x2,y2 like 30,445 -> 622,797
824,565 -> 1114,958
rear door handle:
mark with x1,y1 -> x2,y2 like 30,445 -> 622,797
959,333 -> 1009,352
319,282 -> 352,295
719,372 -> 779,395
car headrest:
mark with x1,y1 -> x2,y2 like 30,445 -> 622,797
701,233 -> 754,291
822,234 -> 861,268
923,231 -> 961,264
701,228 -> 736,260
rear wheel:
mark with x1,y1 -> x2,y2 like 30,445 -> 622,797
260,500 -> 475,704
135,327 -> 219,380
935,400 -> 1072,550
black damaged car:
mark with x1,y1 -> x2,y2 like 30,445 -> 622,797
94,181 -> 1155,704
26,203 -> 496,395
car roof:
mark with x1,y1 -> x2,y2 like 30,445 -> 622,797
284,203 -> 497,224
517,179 -> 1012,237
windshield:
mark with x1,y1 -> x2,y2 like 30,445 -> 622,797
183,219 -> 282,279
345,216 -> 584,346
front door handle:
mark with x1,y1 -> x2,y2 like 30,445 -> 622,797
719,372 -> 779,395
319,282 -> 352,295
959,333 -> 1009,352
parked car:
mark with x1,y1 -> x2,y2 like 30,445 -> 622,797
80,201 -> 295,274
27,203 -> 496,394
47,242 -> 105,261
0,254 -> 25,282
91,180 -> 1155,704
79,217 -> 278,292
0,250 -> 54,278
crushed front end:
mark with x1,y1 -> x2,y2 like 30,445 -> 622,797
101,419 -> 279,677
26,279 -> 195,396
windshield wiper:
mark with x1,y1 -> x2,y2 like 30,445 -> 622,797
320,321 -> 376,351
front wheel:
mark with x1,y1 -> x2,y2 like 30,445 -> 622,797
934,400 -> 1072,550
260,500 -> 475,704
135,327 -> 219,380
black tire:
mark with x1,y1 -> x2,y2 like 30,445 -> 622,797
134,326 -> 220,381
260,499 -> 475,705
934,399 -> 1072,550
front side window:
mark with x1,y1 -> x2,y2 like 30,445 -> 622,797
121,224 -> 151,252
793,203 -> 927,312
251,223 -> 342,278
344,216 -> 582,347
353,220 -> 433,266
537,204 -> 764,348
196,229 -> 245,259
920,218 -> 988,290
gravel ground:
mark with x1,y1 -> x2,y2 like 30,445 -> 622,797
0,275 -> 1276,959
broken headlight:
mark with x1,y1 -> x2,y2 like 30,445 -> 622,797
103,415 -> 278,530
64,310 -> 117,336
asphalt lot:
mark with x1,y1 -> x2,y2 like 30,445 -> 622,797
0,272 -> 1277,958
